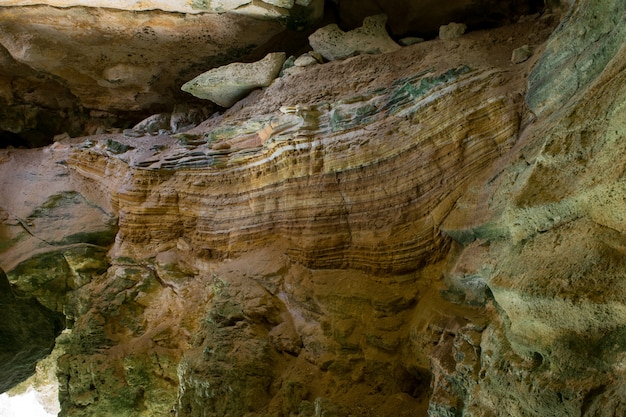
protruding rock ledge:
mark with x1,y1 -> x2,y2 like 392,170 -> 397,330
309,14 -> 401,61
182,52 -> 286,107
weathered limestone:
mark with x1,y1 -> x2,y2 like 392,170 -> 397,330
0,0 -> 322,145
294,52 -> 320,67
181,52 -> 286,107
308,14 -> 401,61
0,6 -> 287,113
72,64 -> 521,272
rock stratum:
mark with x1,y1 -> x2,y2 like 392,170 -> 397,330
3,0 -> 626,416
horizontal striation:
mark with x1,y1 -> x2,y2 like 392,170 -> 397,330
67,67 -> 520,272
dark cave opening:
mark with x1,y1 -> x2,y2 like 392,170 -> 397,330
326,0 -> 554,39
0,130 -> 32,149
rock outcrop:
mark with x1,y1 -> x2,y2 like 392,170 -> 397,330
4,1 -> 626,417
0,0 -> 545,148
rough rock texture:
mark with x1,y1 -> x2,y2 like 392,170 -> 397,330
438,2 -> 626,415
4,1 -> 626,417
0,6 -> 287,112
0,0 -> 545,148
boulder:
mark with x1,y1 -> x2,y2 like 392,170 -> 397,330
511,44 -> 533,63
439,22 -> 467,40
308,14 -> 401,61
181,52 -> 286,107
399,37 -> 424,46
294,52 -> 319,67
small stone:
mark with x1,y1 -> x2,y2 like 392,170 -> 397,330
123,128 -> 144,138
105,138 -> 133,154
439,22 -> 467,40
309,14 -> 401,61
182,52 -> 286,107
308,50 -> 324,63
280,55 -> 296,75
261,0 -> 294,8
511,45 -> 533,64
399,37 -> 424,46
294,53 -> 318,67
133,113 -> 171,135
53,132 -> 71,142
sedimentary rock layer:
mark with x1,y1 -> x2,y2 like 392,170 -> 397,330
65,64 -> 521,273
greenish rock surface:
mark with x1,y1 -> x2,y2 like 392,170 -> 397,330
3,191 -> 117,311
527,0 -> 626,115
0,268 -> 64,393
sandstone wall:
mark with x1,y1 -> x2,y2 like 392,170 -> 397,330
2,1 -> 626,416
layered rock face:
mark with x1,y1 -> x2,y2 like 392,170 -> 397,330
3,0 -> 626,416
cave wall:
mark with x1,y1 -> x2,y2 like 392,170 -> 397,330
2,0 -> 626,416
